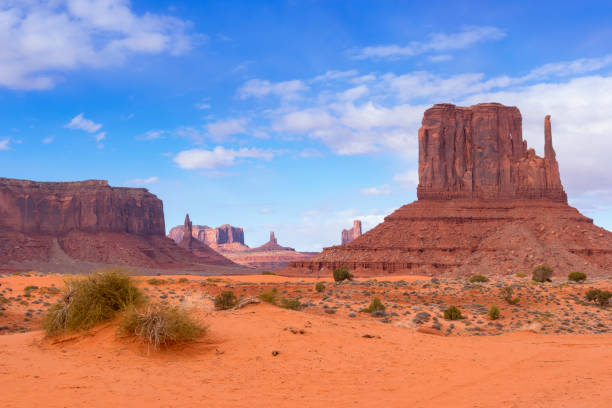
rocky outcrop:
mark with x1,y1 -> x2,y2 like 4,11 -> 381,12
287,103 -> 612,277
253,232 -> 294,252
342,220 -> 362,245
417,103 -> 567,202
177,214 -> 236,266
168,223 -> 246,248
0,178 -> 245,274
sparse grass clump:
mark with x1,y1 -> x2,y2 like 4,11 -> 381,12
279,298 -> 301,310
119,304 -> 204,349
147,278 -> 167,285
43,269 -> 142,336
532,265 -> 553,282
585,288 -> 612,307
214,291 -> 238,310
469,274 -> 489,283
258,287 -> 279,304
488,305 -> 500,320
24,285 -> 38,292
178,277 -> 189,283
261,271 -> 275,275
333,266 -> 353,282
363,297 -> 386,315
501,286 -> 520,305
568,271 -> 587,283
444,306 -> 462,320
516,272 -> 527,278
315,282 -> 325,293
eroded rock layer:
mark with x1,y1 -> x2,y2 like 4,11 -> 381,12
287,103 -> 612,277
342,220 -> 362,245
0,178 -> 244,273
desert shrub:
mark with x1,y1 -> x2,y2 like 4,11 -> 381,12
444,306 -> 462,320
585,288 -> 612,306
469,274 -> 489,283
147,278 -> 167,285
333,266 -> 353,282
261,271 -> 275,275
516,273 -> 527,278
119,304 -> 204,349
568,272 -> 587,283
24,285 -> 38,291
501,286 -> 520,305
532,265 -> 553,282
178,278 -> 189,283
488,305 -> 500,320
279,298 -> 301,310
43,269 -> 142,336
363,297 -> 386,314
258,287 -> 279,304
315,282 -> 325,292
214,291 -> 237,310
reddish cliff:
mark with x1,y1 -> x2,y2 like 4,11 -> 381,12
287,103 -> 612,277
168,223 -> 246,248
417,103 -> 567,202
177,214 -> 236,265
341,220 -> 362,245
0,178 -> 245,274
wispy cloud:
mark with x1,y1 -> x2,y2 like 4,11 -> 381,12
238,79 -> 309,100
0,138 -> 10,150
351,26 -> 506,60
124,176 -> 159,186
0,0 -> 197,90
360,185 -> 391,195
173,146 -> 274,170
65,113 -> 102,133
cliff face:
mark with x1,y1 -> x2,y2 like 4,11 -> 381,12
417,103 -> 567,202
287,103 -> 612,277
0,178 -> 165,235
341,220 -> 362,245
168,224 -> 245,246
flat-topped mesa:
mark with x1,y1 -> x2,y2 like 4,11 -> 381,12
341,220 -> 362,245
168,223 -> 245,246
417,103 -> 567,202
0,177 -> 165,235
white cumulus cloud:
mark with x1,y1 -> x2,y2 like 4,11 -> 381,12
173,146 -> 274,170
64,113 -> 102,133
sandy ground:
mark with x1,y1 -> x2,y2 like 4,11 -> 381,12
1,272 -> 612,407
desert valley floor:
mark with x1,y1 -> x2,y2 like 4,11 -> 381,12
1,272 -> 612,408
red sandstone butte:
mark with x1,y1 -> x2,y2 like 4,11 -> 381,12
0,178 -> 244,274
177,214 -> 237,266
342,220 -> 362,245
287,103 -> 612,277
168,222 -> 248,251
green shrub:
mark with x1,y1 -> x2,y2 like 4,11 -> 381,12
214,291 -> 237,310
363,297 -> 386,314
24,285 -> 38,291
532,265 -> 553,282
119,304 -> 204,350
315,282 -> 325,293
516,272 -> 527,278
585,288 -> 612,306
444,306 -> 462,320
178,277 -> 189,283
258,287 -> 279,304
43,269 -> 142,336
568,272 -> 587,283
261,271 -> 275,275
279,298 -> 301,310
332,266 -> 353,282
488,305 -> 500,320
501,286 -> 520,305
469,274 -> 489,283
147,278 -> 167,285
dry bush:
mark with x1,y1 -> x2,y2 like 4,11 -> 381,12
214,291 -> 238,310
315,282 -> 325,292
532,265 -> 553,282
43,269 -> 142,336
444,305 -> 462,320
469,274 -> 489,283
119,304 -> 204,349
333,266 -> 353,282
568,272 -> 587,283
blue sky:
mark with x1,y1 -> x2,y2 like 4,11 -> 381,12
1,0 -> 612,251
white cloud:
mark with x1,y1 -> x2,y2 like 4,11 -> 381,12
0,138 -> 10,150
429,54 -> 453,62
65,113 -> 102,133
173,146 -> 274,170
238,79 -> 309,100
352,26 -> 505,60
393,169 -> 419,187
360,185 -> 391,195
0,0 -> 195,90
42,136 -> 54,144
195,102 -> 211,110
124,176 -> 159,186
312,70 -> 359,82
95,131 -> 106,142
141,130 -> 164,140
205,118 -> 248,141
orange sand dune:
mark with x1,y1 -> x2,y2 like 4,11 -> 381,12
2,294 -> 612,407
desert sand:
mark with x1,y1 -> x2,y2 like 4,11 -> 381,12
1,272 -> 612,407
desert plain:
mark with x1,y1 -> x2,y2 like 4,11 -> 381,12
1,271 -> 612,408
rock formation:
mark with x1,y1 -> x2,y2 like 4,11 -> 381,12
168,223 -> 248,251
252,232 -> 295,252
342,220 -> 362,245
177,214 -> 236,265
288,103 -> 612,277
0,178 -> 243,273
